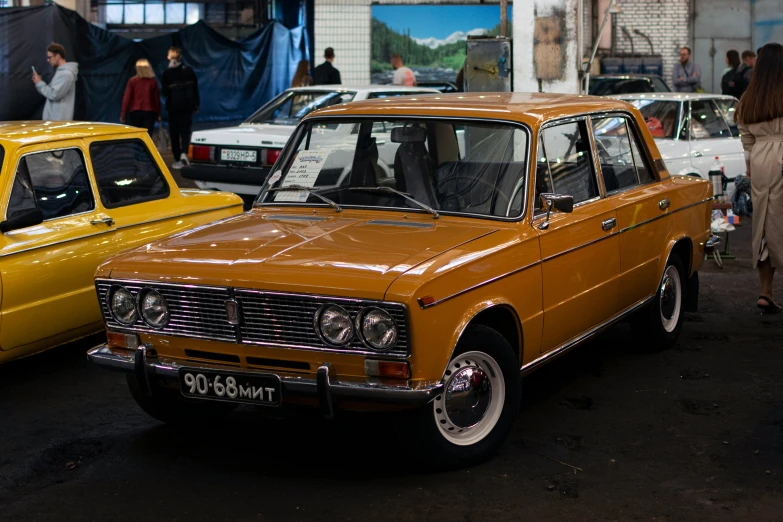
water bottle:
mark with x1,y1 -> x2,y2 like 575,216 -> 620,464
708,156 -> 724,198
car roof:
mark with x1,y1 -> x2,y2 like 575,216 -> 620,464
309,92 -> 639,125
286,85 -> 441,94
0,121 -> 139,146
616,93 -> 739,102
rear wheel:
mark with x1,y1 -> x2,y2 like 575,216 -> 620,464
632,252 -> 686,350
127,374 -> 236,425
403,326 -> 521,468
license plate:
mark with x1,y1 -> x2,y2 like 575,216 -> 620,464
220,149 -> 257,163
179,368 -> 281,406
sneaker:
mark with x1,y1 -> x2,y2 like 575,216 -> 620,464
180,153 -> 190,167
171,161 -> 184,170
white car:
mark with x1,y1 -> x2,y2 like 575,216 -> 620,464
617,93 -> 743,193
182,85 -> 440,200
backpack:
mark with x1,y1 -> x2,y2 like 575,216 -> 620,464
732,174 -> 753,216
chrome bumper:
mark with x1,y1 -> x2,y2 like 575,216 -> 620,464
704,234 -> 722,254
87,344 -> 442,414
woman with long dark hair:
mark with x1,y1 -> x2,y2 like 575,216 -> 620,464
291,60 -> 312,88
721,49 -> 743,98
736,42 -> 783,313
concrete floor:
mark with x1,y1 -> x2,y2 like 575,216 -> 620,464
0,219 -> 781,521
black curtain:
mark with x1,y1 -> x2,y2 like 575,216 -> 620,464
0,4 -> 310,123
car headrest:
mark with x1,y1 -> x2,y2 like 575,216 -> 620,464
391,126 -> 427,144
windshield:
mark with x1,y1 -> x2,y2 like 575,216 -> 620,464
245,90 -> 356,125
258,118 -> 529,219
628,99 -> 680,139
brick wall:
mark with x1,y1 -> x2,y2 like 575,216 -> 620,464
314,0 -> 372,85
612,0 -> 691,87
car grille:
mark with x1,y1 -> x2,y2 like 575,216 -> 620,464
96,280 -> 409,357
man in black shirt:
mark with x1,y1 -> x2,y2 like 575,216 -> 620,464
162,46 -> 200,169
313,47 -> 342,85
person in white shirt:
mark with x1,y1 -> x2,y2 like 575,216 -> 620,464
391,54 -> 417,87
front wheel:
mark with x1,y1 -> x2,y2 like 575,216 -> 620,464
403,325 -> 521,468
631,252 -> 686,350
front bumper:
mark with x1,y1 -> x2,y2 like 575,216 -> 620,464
181,163 -> 270,186
87,344 -> 442,415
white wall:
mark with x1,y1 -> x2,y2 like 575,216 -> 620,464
314,0 -> 372,85
513,0 -> 581,93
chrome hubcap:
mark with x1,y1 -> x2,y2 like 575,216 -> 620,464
444,366 -> 492,428
659,265 -> 682,333
434,351 -> 505,446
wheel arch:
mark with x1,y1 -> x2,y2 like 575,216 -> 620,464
450,304 -> 523,367
663,235 -> 694,279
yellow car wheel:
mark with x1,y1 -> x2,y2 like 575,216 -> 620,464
632,252 -> 686,351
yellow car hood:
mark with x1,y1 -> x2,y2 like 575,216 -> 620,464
106,210 -> 499,300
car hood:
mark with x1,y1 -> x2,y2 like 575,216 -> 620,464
191,124 -> 294,148
106,210 -> 499,301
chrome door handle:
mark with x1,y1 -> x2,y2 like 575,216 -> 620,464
90,217 -> 115,226
659,198 -> 671,211
692,151 -> 703,157
601,218 -> 617,231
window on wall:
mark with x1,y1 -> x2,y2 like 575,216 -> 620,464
101,1 -> 205,25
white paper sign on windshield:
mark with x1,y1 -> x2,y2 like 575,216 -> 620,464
274,149 -> 331,202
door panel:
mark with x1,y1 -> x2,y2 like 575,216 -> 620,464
538,201 -> 621,350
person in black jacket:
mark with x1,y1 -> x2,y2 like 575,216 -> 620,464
161,46 -> 200,169
313,47 -> 342,85
736,50 -> 756,97
721,49 -> 744,98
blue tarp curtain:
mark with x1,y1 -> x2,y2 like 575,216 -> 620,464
0,4 -> 309,123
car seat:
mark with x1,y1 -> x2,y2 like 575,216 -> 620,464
391,126 -> 439,208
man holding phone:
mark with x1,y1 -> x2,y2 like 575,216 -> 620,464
31,43 -> 79,121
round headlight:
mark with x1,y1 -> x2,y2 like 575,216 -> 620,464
139,289 -> 169,328
315,305 -> 353,346
357,308 -> 397,351
110,286 -> 137,325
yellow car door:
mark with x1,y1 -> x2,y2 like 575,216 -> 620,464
590,113 -> 672,309
0,142 -> 116,353
533,119 -> 621,352
84,136 -> 240,255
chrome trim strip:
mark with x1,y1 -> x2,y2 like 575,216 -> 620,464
541,230 -> 619,263
87,344 -> 442,405
519,295 -> 655,375
112,203 -> 243,232
264,214 -> 327,222
418,259 -> 542,309
362,220 -> 435,229
618,197 -> 712,234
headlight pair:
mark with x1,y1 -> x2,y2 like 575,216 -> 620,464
109,286 -> 169,329
314,305 -> 398,352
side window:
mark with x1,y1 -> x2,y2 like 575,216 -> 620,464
7,149 -> 94,221
627,123 -> 655,184
540,121 -> 598,205
90,140 -> 169,208
636,100 -> 680,139
591,116 -> 637,192
534,140 -> 554,213
715,98 -> 740,137
690,99 -> 731,139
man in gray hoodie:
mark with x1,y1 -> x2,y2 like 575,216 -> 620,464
31,43 -> 78,121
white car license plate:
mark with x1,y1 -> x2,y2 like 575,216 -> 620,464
220,149 -> 257,163
179,368 -> 281,406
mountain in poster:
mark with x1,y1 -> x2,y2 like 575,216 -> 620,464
370,18 -> 511,84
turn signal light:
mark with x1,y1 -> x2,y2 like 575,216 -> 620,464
190,145 -> 214,162
265,148 -> 281,165
107,331 -> 140,350
365,359 -> 410,379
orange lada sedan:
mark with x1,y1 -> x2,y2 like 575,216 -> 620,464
88,93 -> 718,466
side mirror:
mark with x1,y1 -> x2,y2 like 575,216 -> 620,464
0,207 -> 43,233
538,193 -> 574,230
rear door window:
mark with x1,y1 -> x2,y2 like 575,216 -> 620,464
632,100 -> 680,139
690,99 -> 731,139
89,139 -> 169,208
7,149 -> 94,221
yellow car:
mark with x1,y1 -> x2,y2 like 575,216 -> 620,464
87,94 -> 718,465
0,122 -> 243,365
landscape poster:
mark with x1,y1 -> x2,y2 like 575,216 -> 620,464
371,4 -> 513,86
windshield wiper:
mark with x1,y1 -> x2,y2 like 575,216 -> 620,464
265,185 -> 342,213
349,186 -> 439,219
